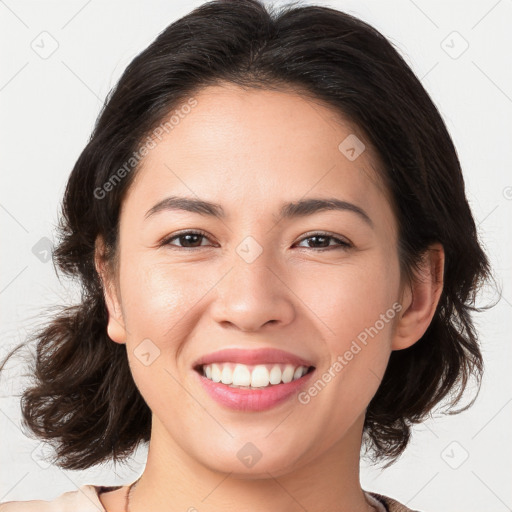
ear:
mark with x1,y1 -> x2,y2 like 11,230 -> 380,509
392,242 -> 445,351
94,236 -> 127,345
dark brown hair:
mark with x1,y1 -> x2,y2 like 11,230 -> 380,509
1,0 -> 496,470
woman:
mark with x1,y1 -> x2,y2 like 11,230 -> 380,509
0,0 -> 493,511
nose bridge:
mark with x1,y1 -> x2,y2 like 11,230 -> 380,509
212,236 -> 295,331
227,237 -> 281,302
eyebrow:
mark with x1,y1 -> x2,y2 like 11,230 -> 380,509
144,195 -> 373,227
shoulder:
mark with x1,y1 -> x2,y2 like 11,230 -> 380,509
0,484 -> 107,512
366,491 -> 423,512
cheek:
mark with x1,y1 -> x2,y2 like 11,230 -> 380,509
120,246 -> 400,345
293,252 -> 400,408
118,254 -> 215,352
295,252 -> 400,339
118,259 -> 211,401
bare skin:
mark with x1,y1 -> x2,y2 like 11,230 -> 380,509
95,83 -> 444,512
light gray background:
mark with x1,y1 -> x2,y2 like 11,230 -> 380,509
1,0 -> 511,510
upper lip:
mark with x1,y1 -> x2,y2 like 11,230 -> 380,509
192,348 -> 316,370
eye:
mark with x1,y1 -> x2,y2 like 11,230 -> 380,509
294,232 -> 352,251
161,230 -> 214,249
160,230 -> 352,251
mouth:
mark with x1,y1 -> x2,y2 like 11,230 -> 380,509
193,363 -> 316,412
191,347 -> 317,411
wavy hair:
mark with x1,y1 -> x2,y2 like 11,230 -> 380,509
1,0 -> 496,470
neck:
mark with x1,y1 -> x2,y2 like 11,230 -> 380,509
128,413 -> 372,512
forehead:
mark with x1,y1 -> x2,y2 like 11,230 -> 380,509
123,83 -> 393,226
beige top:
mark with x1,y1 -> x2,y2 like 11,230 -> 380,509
0,484 -> 418,511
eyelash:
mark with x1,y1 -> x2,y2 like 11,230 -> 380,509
160,230 -> 352,251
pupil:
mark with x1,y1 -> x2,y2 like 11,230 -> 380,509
309,236 -> 328,248
182,234 -> 200,247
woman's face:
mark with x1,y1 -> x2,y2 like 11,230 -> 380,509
101,83 -> 408,477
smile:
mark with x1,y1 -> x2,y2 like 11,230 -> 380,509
193,363 -> 316,412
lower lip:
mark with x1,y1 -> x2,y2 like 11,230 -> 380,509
194,368 -> 315,412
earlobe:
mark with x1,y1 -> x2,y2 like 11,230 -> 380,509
392,243 -> 445,351
94,236 -> 127,345
106,314 -> 128,345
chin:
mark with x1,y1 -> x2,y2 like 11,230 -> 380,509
196,444 -> 308,480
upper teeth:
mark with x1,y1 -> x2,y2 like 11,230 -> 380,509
202,363 -> 309,388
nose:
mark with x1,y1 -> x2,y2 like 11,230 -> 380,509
211,253 -> 296,333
